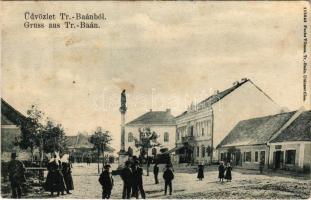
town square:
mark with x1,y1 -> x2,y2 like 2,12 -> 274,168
1,1 -> 311,199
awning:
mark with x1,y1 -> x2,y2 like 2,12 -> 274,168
164,146 -> 192,154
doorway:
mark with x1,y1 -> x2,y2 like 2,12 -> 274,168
274,151 -> 284,169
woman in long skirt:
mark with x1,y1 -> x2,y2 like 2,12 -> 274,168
197,164 -> 204,181
225,163 -> 232,182
61,154 -> 74,194
45,154 -> 66,196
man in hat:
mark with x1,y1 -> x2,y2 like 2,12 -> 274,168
99,164 -> 114,199
163,164 -> 174,196
8,152 -> 26,198
131,161 -> 145,199
120,161 -> 133,199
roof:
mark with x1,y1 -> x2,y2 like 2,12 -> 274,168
126,109 -> 175,126
176,79 -> 253,118
1,98 -> 26,125
270,110 -> 311,143
66,134 -> 115,152
217,111 -> 296,148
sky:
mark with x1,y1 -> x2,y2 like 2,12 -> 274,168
1,1 -> 310,150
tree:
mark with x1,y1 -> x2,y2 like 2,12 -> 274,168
134,127 -> 160,176
89,127 -> 112,174
42,119 -> 67,154
16,105 -> 44,162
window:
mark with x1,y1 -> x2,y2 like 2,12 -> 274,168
128,132 -> 133,142
202,128 -> 205,136
197,146 -> 200,157
201,146 -> 205,157
285,150 -> 296,165
255,151 -> 259,162
177,131 -> 180,141
164,132 -> 169,142
244,152 -> 251,162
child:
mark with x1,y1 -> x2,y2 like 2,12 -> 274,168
225,162 -> 232,182
99,165 -> 114,199
218,161 -> 225,182
163,164 -> 174,195
197,164 -> 204,181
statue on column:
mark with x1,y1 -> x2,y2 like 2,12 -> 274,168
120,89 -> 127,114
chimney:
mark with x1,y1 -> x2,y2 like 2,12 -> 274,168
241,78 -> 248,83
232,81 -> 239,86
150,109 -> 152,112
166,108 -> 171,113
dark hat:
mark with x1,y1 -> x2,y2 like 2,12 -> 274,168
104,164 -> 111,169
11,152 -> 17,158
134,160 -> 139,165
166,164 -> 170,168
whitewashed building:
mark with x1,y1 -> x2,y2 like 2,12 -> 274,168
175,78 -> 282,164
125,109 -> 176,157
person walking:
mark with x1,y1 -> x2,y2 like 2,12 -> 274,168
61,154 -> 74,194
197,163 -> 204,181
121,161 -> 133,199
163,164 -> 174,196
99,164 -> 114,199
8,152 -> 26,198
225,163 -> 232,182
218,161 -> 225,182
153,163 -> 159,184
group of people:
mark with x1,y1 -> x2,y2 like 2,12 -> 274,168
44,153 -> 74,196
98,161 -> 175,199
218,161 -> 232,182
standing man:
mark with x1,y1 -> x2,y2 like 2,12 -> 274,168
153,163 -> 159,184
120,161 -> 132,199
99,165 -> 114,199
8,152 -> 26,198
132,161 -> 146,199
163,164 -> 174,196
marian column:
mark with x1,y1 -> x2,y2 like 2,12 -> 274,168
118,89 -> 128,167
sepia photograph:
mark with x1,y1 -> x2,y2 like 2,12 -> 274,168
1,1 -> 310,199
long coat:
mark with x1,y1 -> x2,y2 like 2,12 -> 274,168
225,166 -> 232,180
120,167 -> 133,186
99,170 -> 114,190
197,165 -> 204,179
163,168 -> 174,182
218,164 -> 225,179
8,160 -> 26,185
62,162 -> 74,191
45,161 -> 66,192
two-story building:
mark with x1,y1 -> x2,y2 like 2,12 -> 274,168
125,109 -> 176,157
175,78 -> 282,164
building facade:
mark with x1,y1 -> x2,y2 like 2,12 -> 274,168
218,109 -> 311,172
268,110 -> 311,172
175,78 -> 282,164
1,99 -> 30,161
125,109 -> 176,157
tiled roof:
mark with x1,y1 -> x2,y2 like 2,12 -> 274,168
66,134 -> 115,152
1,98 -> 26,125
217,111 -> 296,148
176,79 -> 259,118
126,110 -> 175,126
270,110 -> 311,143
